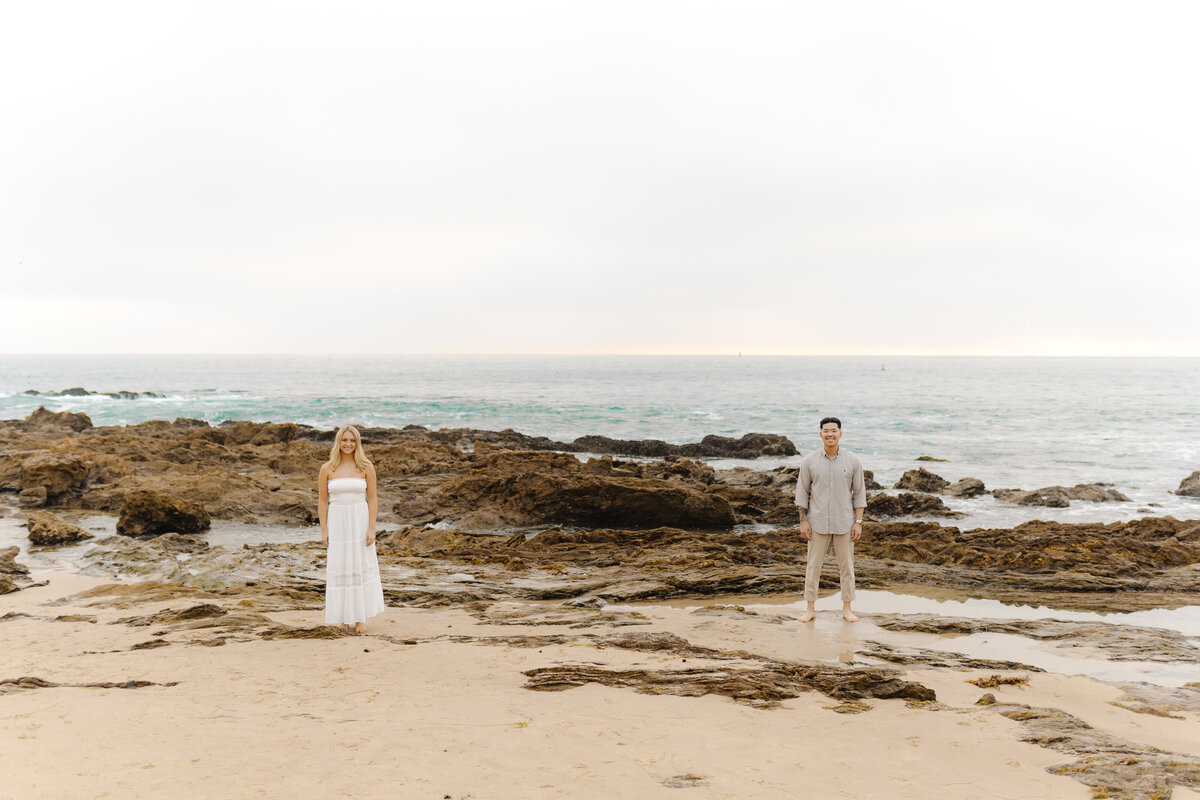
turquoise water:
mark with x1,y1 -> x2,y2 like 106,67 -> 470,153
2,354 -> 1198,526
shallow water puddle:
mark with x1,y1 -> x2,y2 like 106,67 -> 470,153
750,591 -> 1200,687
781,590 -> 1200,637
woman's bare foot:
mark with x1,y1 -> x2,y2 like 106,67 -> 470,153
340,623 -> 352,632
354,623 -> 365,635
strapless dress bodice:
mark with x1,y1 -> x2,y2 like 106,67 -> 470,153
328,476 -> 367,504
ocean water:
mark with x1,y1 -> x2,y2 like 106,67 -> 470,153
2,354 -> 1198,527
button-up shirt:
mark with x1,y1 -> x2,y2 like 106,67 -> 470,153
794,448 -> 867,535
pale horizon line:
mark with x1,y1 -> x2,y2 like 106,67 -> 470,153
2,352 -> 1198,359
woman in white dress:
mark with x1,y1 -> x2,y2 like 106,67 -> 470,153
318,425 -> 385,633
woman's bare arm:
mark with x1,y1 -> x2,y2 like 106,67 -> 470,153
318,464 -> 330,547
365,464 -> 378,546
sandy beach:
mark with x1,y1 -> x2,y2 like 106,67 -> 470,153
3,413 -> 1199,798
4,566 -> 1198,800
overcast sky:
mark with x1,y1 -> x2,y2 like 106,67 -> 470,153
3,1 -> 1198,355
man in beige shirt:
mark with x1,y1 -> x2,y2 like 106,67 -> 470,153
794,416 -> 867,623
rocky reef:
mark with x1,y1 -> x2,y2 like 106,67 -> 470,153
57,511 -> 1199,614
3,409 -> 1198,613
0,409 -> 799,529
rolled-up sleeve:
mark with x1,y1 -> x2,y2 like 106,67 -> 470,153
851,458 -> 866,509
795,459 -> 811,508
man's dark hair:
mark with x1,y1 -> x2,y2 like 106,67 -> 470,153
820,416 -> 842,430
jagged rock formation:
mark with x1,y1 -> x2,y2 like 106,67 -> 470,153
0,412 -> 798,530
893,468 -> 950,493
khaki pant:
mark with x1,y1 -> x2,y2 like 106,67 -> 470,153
804,532 -> 855,602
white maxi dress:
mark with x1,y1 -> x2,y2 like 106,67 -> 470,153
325,477 -> 385,624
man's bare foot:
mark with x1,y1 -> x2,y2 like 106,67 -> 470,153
354,623 -> 365,635
842,610 -> 860,623
798,610 -> 816,623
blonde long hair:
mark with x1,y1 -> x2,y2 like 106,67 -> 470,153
324,425 -> 372,475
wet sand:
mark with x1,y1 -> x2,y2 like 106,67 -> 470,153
4,568 -> 1199,799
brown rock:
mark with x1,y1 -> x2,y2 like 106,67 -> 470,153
17,487 -> 48,508
1175,470 -> 1200,497
945,477 -> 986,498
713,467 -> 773,487
117,490 -> 211,537
863,470 -> 883,491
582,455 -> 616,475
371,441 -> 466,476
703,467 -> 806,525
642,457 -> 715,485
993,487 -> 1072,507
705,484 -> 800,526
429,470 -> 737,529
322,425 -> 797,460
20,452 -> 88,503
691,433 -> 797,458
893,468 -> 949,493
24,406 -> 93,432
25,511 -> 94,547
866,493 -> 959,518
475,449 -> 581,473
86,454 -> 134,485
860,517 -> 1198,576
523,661 -> 934,707
994,484 -> 1129,507
149,532 -> 210,553
1063,483 -> 1130,503
857,641 -> 1040,671
0,450 -> 34,490
217,420 -> 302,446
570,432 -> 797,459
992,703 -> 1200,800
0,546 -> 31,594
